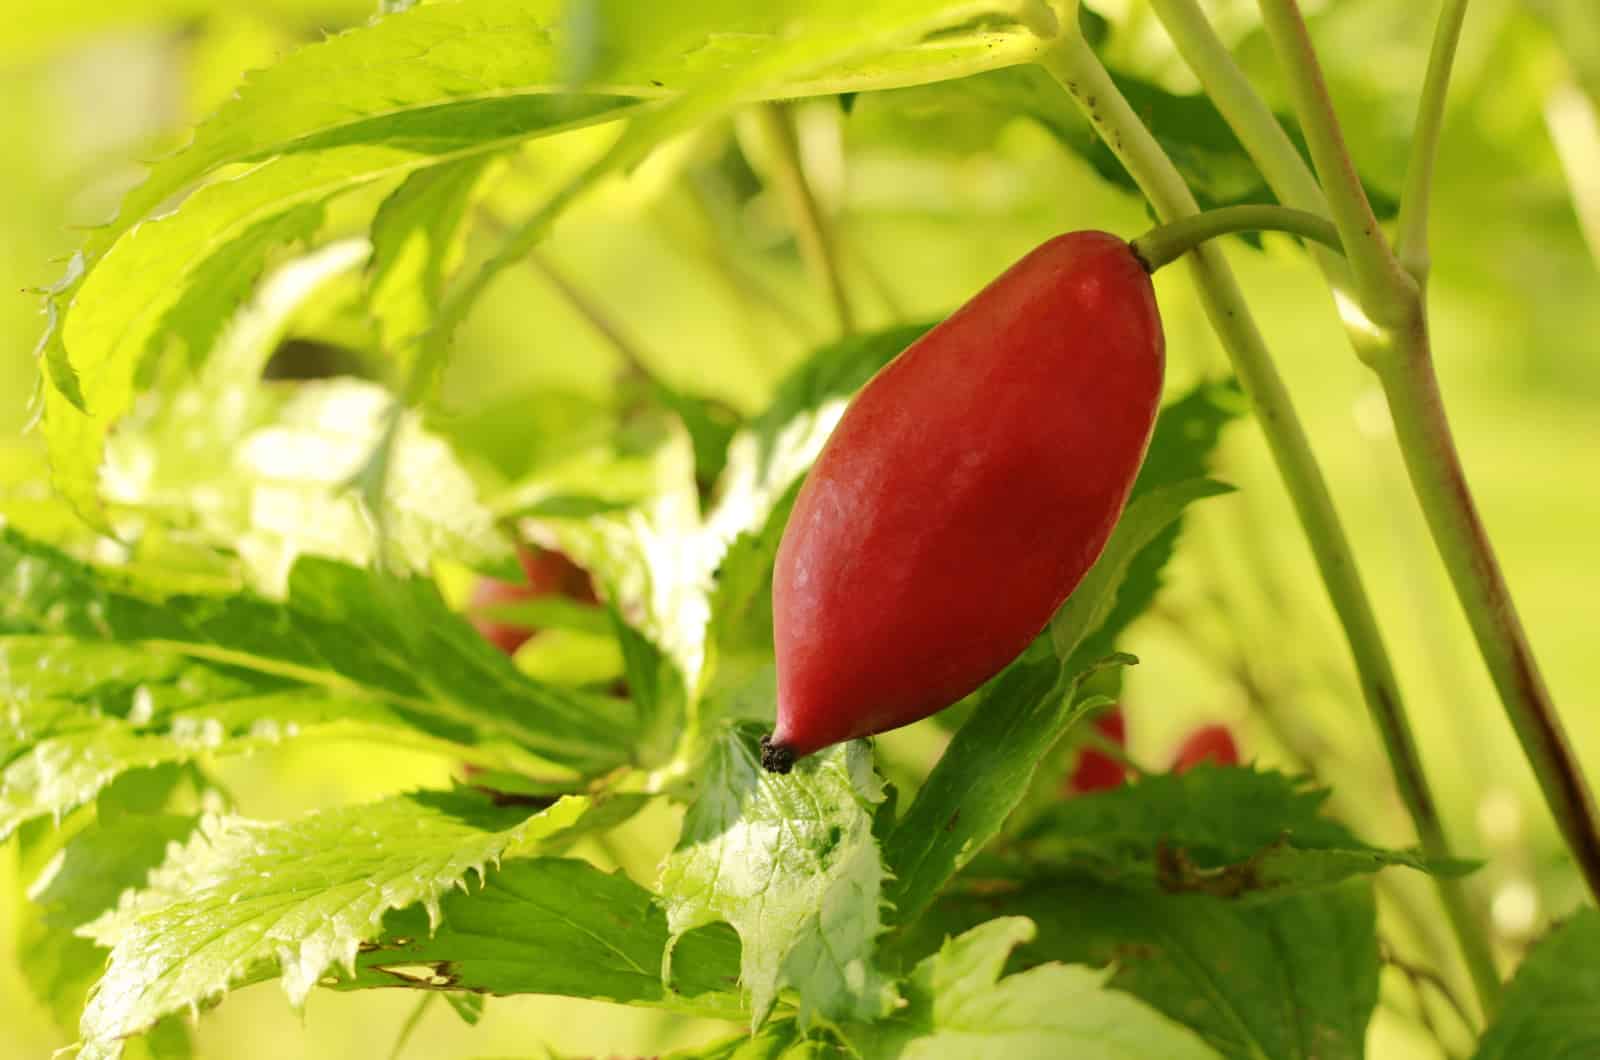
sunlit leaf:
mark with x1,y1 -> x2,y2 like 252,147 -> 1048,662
77,791 -> 595,1059
659,724 -> 895,1028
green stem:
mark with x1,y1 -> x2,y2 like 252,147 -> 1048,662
1376,335 -> 1600,907
1257,0 -> 1600,994
1254,0 -> 1417,333
752,102 -> 857,336
1036,20 -> 1500,1010
1144,0 -> 1361,310
1130,204 -> 1342,271
1395,0 -> 1472,283
1149,0 -> 1503,1012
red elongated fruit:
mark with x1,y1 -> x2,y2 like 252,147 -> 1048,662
1065,707 -> 1130,794
1170,723 -> 1240,774
763,231 -> 1164,772
469,545 -> 598,655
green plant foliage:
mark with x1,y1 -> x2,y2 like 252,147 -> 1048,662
896,879 -> 1380,1060
1472,909 -> 1600,1060
0,530 -> 634,778
659,724 -> 895,1029
7,1 -> 1589,1057
886,476 -> 1229,923
330,856 -> 743,1018
839,917 -> 1222,1058
76,790 -> 601,1059
1019,766 -> 1473,894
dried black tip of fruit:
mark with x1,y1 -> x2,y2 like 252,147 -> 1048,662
760,734 -> 796,774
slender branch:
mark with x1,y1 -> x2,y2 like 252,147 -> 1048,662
1082,728 -> 1149,779
1395,0 -> 1472,283
1376,337 -> 1600,907
1129,204 -> 1343,271
388,993 -> 438,1060
1036,20 -> 1501,1014
1381,939 -> 1477,1040
752,102 -> 857,336
1254,0 -> 1417,334
525,248 -> 653,381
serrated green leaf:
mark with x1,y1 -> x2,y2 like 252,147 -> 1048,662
528,420 -> 705,750
42,0 -> 1045,522
0,639 -> 515,839
659,724 -> 895,1029
1019,766 -> 1472,894
18,809 -> 199,1030
77,790 -> 594,1059
0,529 -> 634,775
1473,908 -> 1600,1060
895,880 -> 1377,1060
886,477 -> 1228,923
368,156 -> 501,359
1051,478 -> 1235,661
45,189 -> 329,523
114,377 -> 512,594
882,645 -> 1120,925
1076,379 -> 1244,661
666,1019 -> 816,1059
328,855 -> 743,1019
842,917 -> 1222,1059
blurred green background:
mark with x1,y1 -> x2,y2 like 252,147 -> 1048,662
2,0 -> 1598,1056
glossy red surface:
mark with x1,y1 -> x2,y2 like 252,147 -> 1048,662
771,232 -> 1164,759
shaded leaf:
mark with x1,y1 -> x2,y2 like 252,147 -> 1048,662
1019,766 -> 1473,895
330,856 -> 743,1019
1473,908 -> 1600,1060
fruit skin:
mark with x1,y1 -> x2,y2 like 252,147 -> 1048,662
1170,723 -> 1240,774
765,231 -> 1165,771
1065,707 -> 1130,794
468,546 -> 597,656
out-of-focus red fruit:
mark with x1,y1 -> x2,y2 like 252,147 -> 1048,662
1065,707 -> 1129,794
1170,723 -> 1240,774
468,546 -> 598,655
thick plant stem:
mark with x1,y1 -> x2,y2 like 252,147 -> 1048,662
1036,26 -> 1500,1013
1148,0 -> 1502,1010
1377,336 -> 1600,906
1255,0 -> 1600,985
1130,205 -> 1342,272
752,102 -> 857,336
